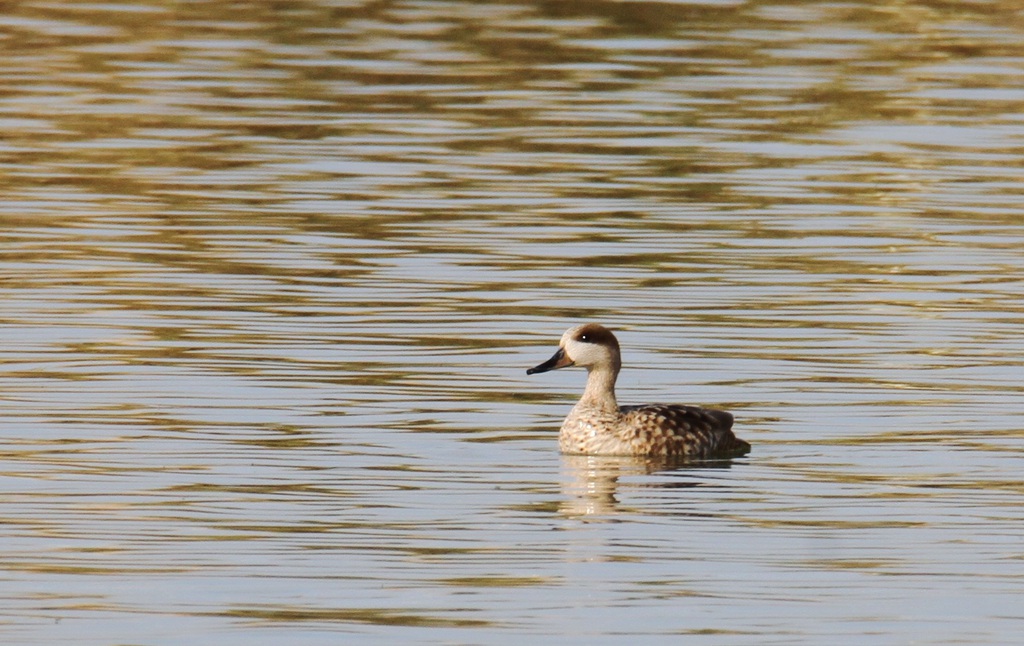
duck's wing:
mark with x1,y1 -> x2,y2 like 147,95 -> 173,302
619,404 -> 748,458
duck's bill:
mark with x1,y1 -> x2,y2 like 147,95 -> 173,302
527,347 -> 574,375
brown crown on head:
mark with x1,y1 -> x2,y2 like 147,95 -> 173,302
571,323 -> 620,353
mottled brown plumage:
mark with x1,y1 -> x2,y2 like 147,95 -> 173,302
527,323 -> 750,459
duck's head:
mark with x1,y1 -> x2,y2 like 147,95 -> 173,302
527,323 -> 621,375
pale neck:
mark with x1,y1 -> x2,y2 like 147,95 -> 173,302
579,365 -> 619,412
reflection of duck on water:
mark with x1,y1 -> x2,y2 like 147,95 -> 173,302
528,323 -> 750,459
559,454 -> 739,517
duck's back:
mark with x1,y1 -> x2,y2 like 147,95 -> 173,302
619,404 -> 750,458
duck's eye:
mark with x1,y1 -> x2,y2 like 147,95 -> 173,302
579,334 -> 590,343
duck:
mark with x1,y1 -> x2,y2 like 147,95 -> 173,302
527,323 -> 750,459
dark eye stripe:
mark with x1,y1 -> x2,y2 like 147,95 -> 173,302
571,324 -> 620,352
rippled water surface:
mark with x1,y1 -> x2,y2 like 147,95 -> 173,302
2,1 -> 1024,644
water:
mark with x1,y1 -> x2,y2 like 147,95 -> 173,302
2,1 -> 1023,644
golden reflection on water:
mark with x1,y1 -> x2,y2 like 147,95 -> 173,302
2,0 -> 1024,643
212,605 -> 497,628
559,454 -> 738,517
